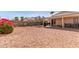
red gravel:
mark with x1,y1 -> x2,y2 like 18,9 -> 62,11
0,26 -> 79,48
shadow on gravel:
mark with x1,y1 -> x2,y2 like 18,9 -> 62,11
45,27 -> 79,32
0,34 -> 11,37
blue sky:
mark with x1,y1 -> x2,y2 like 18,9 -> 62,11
0,11 -> 50,19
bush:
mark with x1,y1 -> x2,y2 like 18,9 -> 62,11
0,18 -> 14,34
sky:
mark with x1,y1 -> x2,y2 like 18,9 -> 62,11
0,11 -> 51,19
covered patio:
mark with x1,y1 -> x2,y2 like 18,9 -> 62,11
44,12 -> 79,28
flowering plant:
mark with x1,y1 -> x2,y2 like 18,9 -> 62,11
0,18 -> 14,34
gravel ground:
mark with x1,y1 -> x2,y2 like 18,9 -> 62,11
0,26 -> 79,48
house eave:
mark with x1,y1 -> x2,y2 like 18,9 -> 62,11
50,13 -> 79,19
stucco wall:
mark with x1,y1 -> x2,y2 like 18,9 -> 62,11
56,18 -> 62,25
64,17 -> 73,24
56,17 -> 74,26
77,17 -> 79,23
52,17 -> 79,26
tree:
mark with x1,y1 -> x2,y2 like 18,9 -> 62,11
20,16 -> 24,21
37,16 -> 41,20
50,11 -> 54,14
11,18 -> 16,23
15,17 -> 19,21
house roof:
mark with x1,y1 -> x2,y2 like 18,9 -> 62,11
50,11 -> 79,18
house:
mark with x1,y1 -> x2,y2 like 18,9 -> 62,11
47,11 -> 79,28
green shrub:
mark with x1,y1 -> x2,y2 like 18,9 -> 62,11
0,23 -> 14,34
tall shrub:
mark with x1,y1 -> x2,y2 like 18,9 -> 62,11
0,18 -> 14,34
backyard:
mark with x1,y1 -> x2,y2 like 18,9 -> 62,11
0,26 -> 79,48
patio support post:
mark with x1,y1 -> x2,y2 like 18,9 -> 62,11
43,18 -> 44,27
61,17 -> 64,28
50,18 -> 52,27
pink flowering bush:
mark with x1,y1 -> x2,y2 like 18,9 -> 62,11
0,18 -> 14,34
